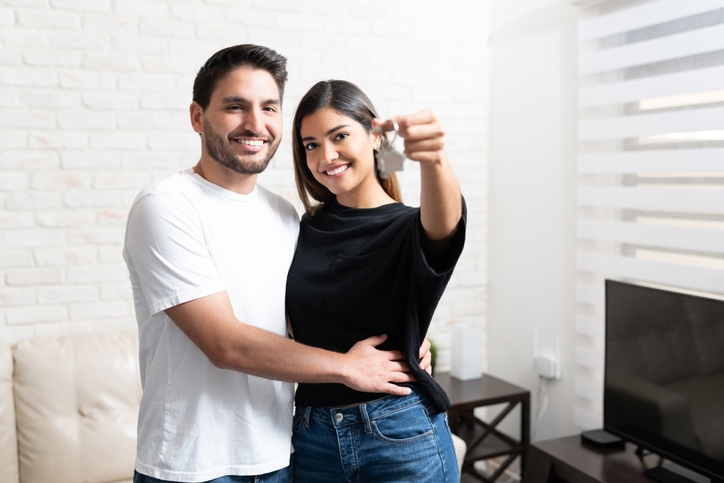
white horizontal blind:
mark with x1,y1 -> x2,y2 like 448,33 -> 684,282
574,0 -> 724,430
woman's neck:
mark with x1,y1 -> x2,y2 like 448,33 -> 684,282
336,183 -> 397,209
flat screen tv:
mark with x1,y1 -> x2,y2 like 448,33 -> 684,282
604,279 -> 724,483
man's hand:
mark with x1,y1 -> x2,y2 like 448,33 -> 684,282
340,334 -> 413,396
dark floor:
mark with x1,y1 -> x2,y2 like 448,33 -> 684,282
461,473 -> 480,483
461,474 -> 519,483
460,466 -> 520,483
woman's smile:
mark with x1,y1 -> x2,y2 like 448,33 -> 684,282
300,107 -> 388,206
324,164 -> 349,176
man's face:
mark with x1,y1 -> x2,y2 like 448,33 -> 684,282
197,66 -> 283,175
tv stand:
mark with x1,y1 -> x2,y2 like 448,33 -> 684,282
645,463 -> 711,483
634,446 -> 711,483
635,445 -> 650,458
523,435 -> 714,483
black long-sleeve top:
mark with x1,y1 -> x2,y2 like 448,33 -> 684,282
285,197 -> 466,413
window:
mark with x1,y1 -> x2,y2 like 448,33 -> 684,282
574,0 -> 724,428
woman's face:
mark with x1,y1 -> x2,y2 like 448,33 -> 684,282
299,107 -> 381,206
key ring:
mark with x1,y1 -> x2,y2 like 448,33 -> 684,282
374,120 -> 399,142
387,120 -> 399,144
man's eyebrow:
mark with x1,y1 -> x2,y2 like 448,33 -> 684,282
302,124 -> 350,141
221,95 -> 280,104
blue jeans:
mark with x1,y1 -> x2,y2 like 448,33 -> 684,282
292,389 -> 459,482
133,464 -> 293,483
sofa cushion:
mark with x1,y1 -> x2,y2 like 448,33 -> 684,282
13,331 -> 141,483
0,342 -> 19,483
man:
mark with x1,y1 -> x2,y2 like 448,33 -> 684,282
123,44 -> 425,483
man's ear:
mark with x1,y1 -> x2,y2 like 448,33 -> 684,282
190,102 -> 204,134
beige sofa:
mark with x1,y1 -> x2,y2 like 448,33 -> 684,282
1,330 -> 465,483
1,331 -> 140,483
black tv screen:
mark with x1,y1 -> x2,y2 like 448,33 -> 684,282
604,279 -> 724,482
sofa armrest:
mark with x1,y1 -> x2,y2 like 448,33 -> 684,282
0,342 -> 19,483
451,433 -> 466,474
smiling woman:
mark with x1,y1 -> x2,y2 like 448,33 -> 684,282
291,80 -> 402,215
300,107 -> 386,208
286,79 -> 466,483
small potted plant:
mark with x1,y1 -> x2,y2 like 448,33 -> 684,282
429,338 -> 438,376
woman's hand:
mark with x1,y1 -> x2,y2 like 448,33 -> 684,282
376,110 -> 462,244
373,110 -> 446,165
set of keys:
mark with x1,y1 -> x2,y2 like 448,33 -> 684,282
374,120 -> 405,179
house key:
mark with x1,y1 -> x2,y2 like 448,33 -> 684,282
375,120 -> 405,179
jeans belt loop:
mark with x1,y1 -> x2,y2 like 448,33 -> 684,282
295,406 -> 311,431
303,406 -> 311,428
359,403 -> 373,434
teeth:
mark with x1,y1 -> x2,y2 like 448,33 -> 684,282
325,165 -> 348,176
237,139 -> 264,146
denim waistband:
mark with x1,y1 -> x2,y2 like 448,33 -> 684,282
296,388 -> 432,430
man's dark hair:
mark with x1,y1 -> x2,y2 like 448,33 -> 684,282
192,44 -> 288,110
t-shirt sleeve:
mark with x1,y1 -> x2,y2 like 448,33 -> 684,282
414,195 -> 467,281
124,191 -> 226,316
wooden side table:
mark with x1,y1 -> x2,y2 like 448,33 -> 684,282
522,435 -> 661,483
435,372 -> 531,482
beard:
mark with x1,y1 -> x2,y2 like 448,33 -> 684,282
202,117 -> 280,175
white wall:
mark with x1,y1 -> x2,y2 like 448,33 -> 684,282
0,0 -> 488,366
488,0 -> 580,441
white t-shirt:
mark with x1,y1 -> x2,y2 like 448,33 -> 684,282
123,169 -> 300,482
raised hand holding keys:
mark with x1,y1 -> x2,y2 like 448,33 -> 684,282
374,120 -> 405,179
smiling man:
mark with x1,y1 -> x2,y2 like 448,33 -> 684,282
123,44 -> 421,483
194,66 -> 282,180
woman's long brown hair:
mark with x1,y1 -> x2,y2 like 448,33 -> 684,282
292,80 -> 401,215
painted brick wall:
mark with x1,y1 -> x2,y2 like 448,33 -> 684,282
0,0 -> 488,370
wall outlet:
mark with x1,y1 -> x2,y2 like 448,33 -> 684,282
533,329 -> 561,379
535,354 -> 558,379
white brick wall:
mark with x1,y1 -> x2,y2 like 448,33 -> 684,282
0,0 -> 488,371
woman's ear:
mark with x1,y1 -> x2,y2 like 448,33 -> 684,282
372,131 -> 382,151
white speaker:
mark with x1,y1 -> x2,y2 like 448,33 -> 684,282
450,325 -> 482,381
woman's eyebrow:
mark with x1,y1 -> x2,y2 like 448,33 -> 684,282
302,124 -> 350,142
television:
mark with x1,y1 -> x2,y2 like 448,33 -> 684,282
604,279 -> 724,483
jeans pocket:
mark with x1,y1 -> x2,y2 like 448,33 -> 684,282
371,401 -> 435,444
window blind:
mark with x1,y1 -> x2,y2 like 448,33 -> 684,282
574,0 -> 724,429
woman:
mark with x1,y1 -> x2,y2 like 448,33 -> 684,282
286,79 -> 466,482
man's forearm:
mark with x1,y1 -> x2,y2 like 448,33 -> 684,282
165,291 -> 413,395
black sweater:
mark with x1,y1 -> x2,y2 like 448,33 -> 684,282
286,198 -> 466,413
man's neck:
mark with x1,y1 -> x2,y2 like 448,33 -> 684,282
193,158 -> 258,195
